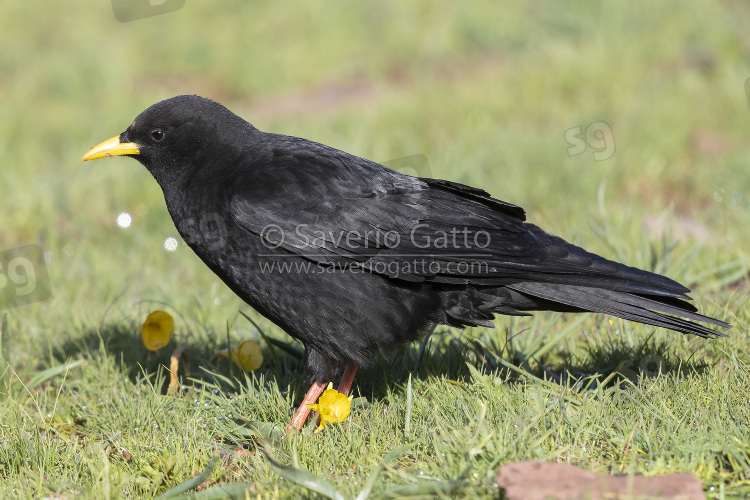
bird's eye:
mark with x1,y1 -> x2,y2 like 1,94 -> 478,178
150,129 -> 165,142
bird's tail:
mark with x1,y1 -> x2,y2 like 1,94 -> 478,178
506,282 -> 729,338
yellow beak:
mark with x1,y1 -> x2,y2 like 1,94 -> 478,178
81,135 -> 139,162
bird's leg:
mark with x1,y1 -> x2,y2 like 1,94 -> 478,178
287,381 -> 327,431
336,362 -> 359,396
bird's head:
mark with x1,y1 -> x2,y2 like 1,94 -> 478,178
81,95 -> 255,187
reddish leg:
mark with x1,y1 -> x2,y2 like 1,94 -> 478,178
287,381 -> 327,431
336,362 -> 359,396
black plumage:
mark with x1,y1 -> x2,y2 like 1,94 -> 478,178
82,95 -> 729,429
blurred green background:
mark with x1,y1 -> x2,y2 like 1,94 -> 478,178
2,0 -> 750,497
4,0 -> 750,328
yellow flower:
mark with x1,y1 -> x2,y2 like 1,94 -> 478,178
215,340 -> 263,372
306,383 -> 353,432
141,310 -> 174,351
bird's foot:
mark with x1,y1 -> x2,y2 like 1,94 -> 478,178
336,362 -> 359,396
286,380 -> 327,432
285,363 -> 360,433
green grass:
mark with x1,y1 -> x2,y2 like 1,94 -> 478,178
1,0 -> 750,497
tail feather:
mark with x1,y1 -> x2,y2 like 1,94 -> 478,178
508,282 -> 729,338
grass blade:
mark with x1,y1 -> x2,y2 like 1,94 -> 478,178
355,445 -> 411,500
156,457 -> 218,499
0,313 -> 7,362
262,442 -> 345,500
0,313 -> 8,396
404,373 -> 412,439
232,419 -> 282,441
373,480 -> 463,499
26,359 -> 85,391
174,483 -> 256,499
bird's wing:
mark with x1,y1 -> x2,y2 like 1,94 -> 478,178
228,137 -> 687,297
228,140 -> 431,267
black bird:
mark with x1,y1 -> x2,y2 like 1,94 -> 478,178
82,95 -> 729,430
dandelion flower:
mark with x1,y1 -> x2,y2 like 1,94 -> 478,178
215,340 -> 263,372
141,310 -> 174,351
306,383 -> 353,432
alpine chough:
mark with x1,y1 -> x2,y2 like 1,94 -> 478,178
82,95 -> 730,430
